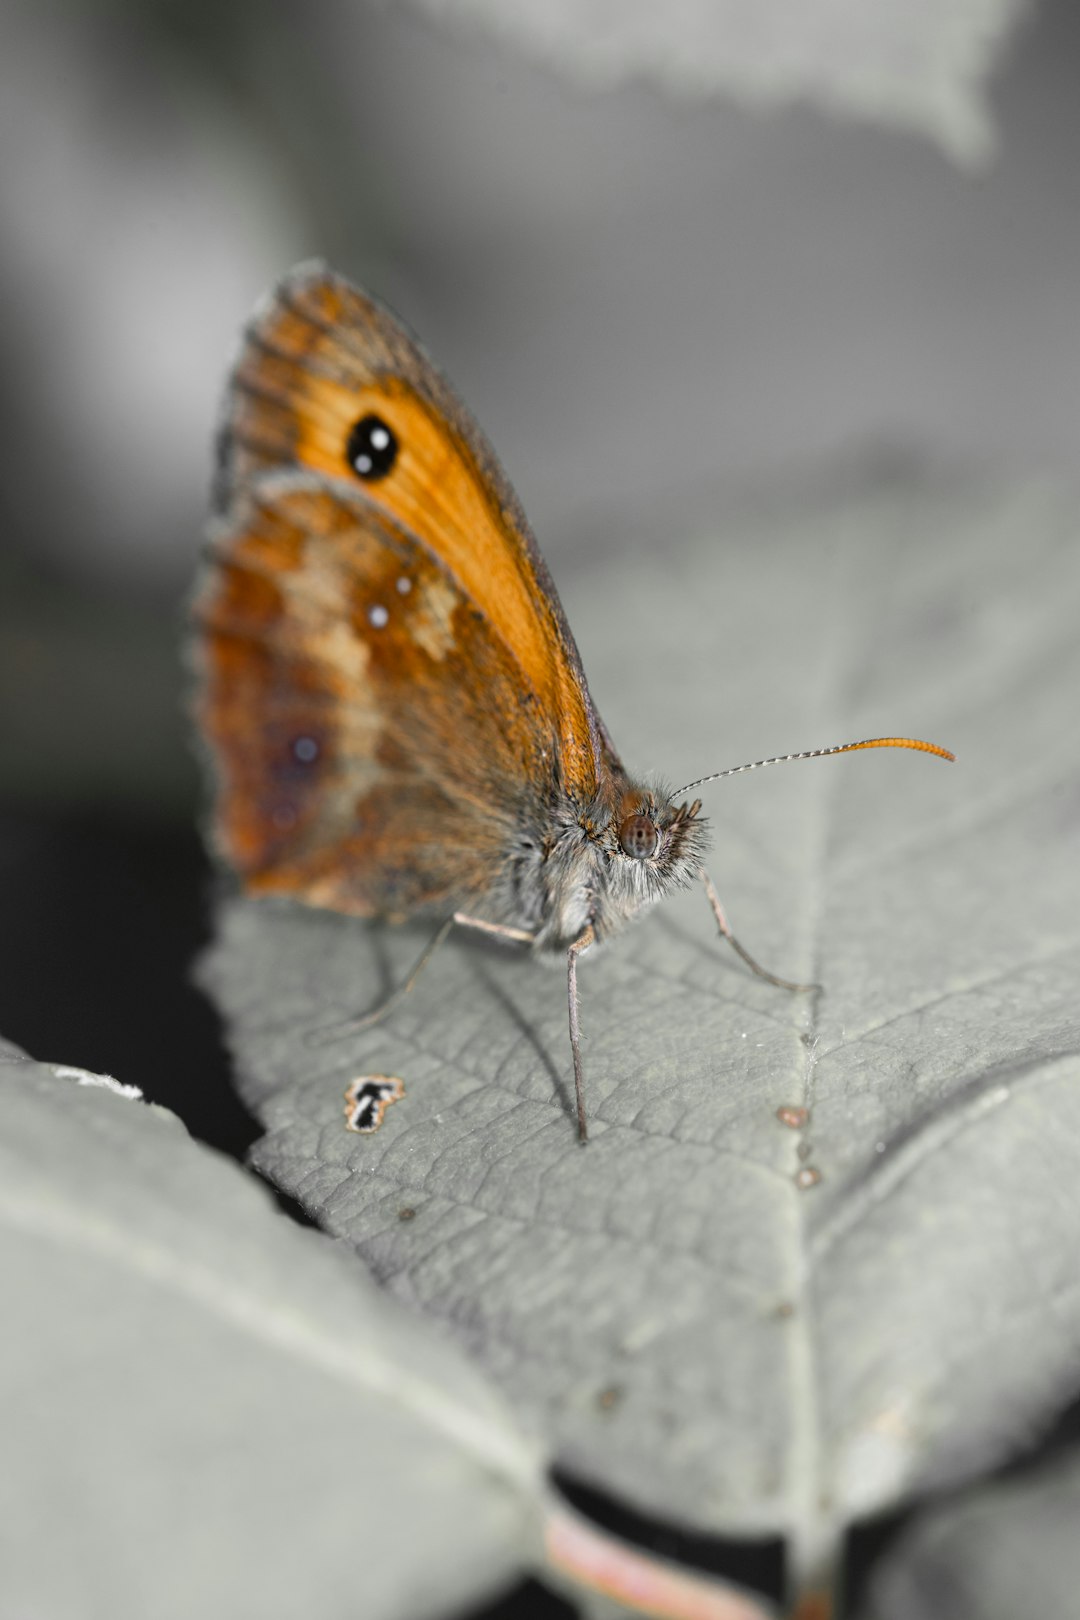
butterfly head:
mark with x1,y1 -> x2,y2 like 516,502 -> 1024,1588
572,784 -> 710,940
614,790 -> 705,870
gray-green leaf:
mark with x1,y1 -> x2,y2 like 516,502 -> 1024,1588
0,1053 -> 540,1620
202,473 -> 1080,1564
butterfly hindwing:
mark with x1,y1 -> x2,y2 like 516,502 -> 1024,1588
194,474 -> 560,919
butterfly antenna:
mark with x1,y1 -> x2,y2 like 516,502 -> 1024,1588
670,736 -> 954,800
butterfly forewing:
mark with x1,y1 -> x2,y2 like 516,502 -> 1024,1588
214,263 -> 604,802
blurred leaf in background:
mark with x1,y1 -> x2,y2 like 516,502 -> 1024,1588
406,0 -> 1030,162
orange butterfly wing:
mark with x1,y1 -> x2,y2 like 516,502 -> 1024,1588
196,263 -> 613,919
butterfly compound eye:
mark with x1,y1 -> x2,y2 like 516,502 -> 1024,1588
619,814 -> 659,860
346,414 -> 398,480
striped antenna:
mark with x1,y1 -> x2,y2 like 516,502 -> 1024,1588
670,736 -> 954,800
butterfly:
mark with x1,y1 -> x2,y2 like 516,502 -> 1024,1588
193,262 -> 952,1141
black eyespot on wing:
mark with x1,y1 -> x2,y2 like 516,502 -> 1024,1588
346,414 -> 398,481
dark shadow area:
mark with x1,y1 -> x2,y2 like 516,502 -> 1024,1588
468,1576 -> 577,1620
845,1498 -> 921,1615
0,806 -> 258,1159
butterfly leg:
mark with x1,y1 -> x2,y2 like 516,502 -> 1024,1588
310,916 -> 457,1044
451,913 -> 535,946
312,912 -> 535,1046
459,914 -> 593,1142
567,927 -> 596,1144
699,869 -> 818,993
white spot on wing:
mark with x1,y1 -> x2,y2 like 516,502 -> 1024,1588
409,572 -> 458,661
368,604 -> 389,628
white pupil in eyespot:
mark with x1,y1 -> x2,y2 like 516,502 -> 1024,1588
370,425 -> 390,451
355,453 -> 373,474
368,604 -> 389,628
